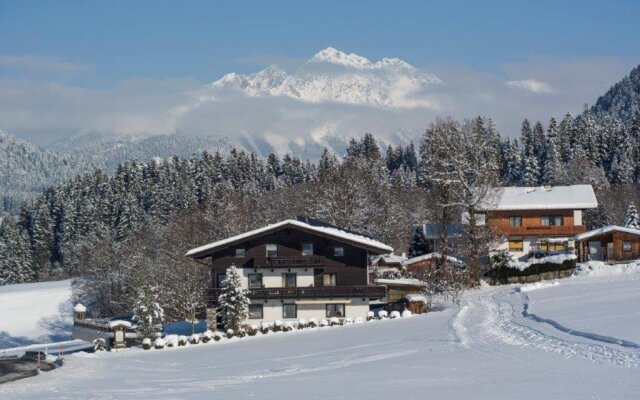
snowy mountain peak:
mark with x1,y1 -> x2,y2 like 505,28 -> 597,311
310,47 -> 373,69
210,48 -> 441,109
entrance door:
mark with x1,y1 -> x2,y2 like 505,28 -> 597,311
606,242 -> 614,261
588,241 -> 602,261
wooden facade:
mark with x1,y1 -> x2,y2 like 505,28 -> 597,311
487,209 -> 586,237
577,230 -> 640,262
191,225 -> 388,305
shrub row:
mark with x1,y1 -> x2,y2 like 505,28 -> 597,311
487,259 -> 577,282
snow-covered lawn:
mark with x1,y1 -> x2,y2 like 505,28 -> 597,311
1,266 -> 639,399
0,279 -> 73,348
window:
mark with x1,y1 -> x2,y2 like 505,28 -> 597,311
235,248 -> 246,257
326,304 -> 345,318
508,240 -> 524,252
248,274 -> 263,288
323,273 -> 337,286
302,243 -> 314,256
283,304 -> 297,319
509,216 -> 522,227
334,247 -> 344,257
216,273 -> 227,288
248,304 -> 263,319
266,244 -> 278,257
282,273 -> 296,288
539,241 -> 565,252
541,216 -> 564,226
623,241 -> 632,252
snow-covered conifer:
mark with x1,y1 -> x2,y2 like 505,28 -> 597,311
218,265 -> 250,332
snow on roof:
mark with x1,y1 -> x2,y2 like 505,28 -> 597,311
186,219 -> 393,257
575,225 -> 640,241
73,303 -> 86,313
375,278 -> 426,287
404,294 -> 428,304
107,320 -> 133,329
403,252 -> 463,266
487,185 -> 597,211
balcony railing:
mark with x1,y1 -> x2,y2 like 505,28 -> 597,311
252,256 -> 325,268
497,225 -> 587,236
207,285 -> 385,304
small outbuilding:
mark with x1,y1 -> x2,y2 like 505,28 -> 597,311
575,225 -> 640,262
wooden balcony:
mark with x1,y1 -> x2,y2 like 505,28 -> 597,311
207,285 -> 385,305
252,256 -> 325,268
494,225 -> 587,237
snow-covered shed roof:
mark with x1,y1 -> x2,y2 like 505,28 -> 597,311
375,278 -> 427,287
575,225 -> 640,241
486,185 -> 597,211
371,253 -> 407,265
73,303 -> 86,313
403,252 -> 463,266
186,219 -> 393,258
404,294 -> 428,304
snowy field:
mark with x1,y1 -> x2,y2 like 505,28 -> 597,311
0,279 -> 73,348
1,267 -> 639,399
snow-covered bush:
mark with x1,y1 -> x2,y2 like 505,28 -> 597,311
378,310 -> 388,319
273,320 -> 283,332
189,334 -> 200,344
260,322 -> 270,335
366,311 -> 375,321
308,318 -> 318,328
247,324 -> 258,336
329,317 -> 340,326
165,335 -> 178,347
390,311 -> 401,319
342,317 -> 353,325
354,317 -> 364,324
282,322 -> 294,332
202,330 -> 213,343
319,319 -> 329,327
93,338 -> 106,352
142,338 -> 152,350
402,310 -> 413,318
178,335 -> 187,346
297,319 -> 307,329
213,331 -> 223,342
226,329 -> 235,338
154,338 -> 166,349
236,328 -> 246,338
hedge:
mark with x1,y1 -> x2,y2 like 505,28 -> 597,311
486,258 -> 576,281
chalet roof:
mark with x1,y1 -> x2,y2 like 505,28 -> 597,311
486,185 -> 597,211
575,225 -> 640,241
186,219 -> 393,258
403,252 -> 464,266
371,253 -> 407,265
421,223 -> 464,239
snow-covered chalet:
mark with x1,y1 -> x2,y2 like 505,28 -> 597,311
484,185 -> 598,259
186,218 -> 393,326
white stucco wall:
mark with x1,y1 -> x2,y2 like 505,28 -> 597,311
493,237 -> 577,260
244,298 -> 370,324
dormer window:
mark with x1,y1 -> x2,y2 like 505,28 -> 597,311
302,243 -> 314,256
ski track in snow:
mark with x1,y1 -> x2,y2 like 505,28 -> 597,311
454,285 -> 640,368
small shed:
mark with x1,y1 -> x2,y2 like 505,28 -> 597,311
575,225 -> 640,262
403,294 -> 429,314
108,320 -> 132,349
73,303 -> 87,320
403,252 -> 464,279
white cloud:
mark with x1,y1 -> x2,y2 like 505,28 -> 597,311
0,55 -> 89,74
0,50 -> 637,147
506,79 -> 555,94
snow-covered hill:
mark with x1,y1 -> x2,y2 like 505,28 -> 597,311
0,279 -> 73,348
211,47 -> 441,109
1,266 -> 639,399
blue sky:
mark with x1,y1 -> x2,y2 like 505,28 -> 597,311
2,0 -> 638,85
0,1 -> 639,145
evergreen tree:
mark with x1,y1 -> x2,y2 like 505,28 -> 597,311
218,265 -> 250,332
133,285 -> 164,341
407,226 -> 429,257
624,202 -> 640,229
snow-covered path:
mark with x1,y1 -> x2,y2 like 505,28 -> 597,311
1,271 -> 639,399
